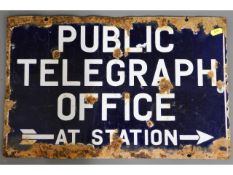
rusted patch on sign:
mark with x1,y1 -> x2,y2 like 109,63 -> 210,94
7,16 -> 227,35
52,49 -> 61,59
3,137 -> 231,159
84,94 -> 98,105
158,78 -> 174,94
4,16 -> 230,159
113,48 -> 123,59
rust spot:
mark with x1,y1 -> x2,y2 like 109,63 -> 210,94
7,16 -> 227,35
124,48 -> 130,57
52,49 -> 61,59
160,153 -> 167,158
43,17 -> 53,28
209,138 -> 231,159
3,99 -> 16,141
178,145 -> 194,157
160,18 -> 168,26
131,150 -> 151,158
5,143 -> 99,159
98,131 -> 124,158
207,70 -> 214,79
215,60 -> 219,69
146,120 -> 154,128
84,95 -> 98,104
20,140 -> 36,145
158,78 -> 173,94
216,80 -> 224,90
113,48 -> 123,59
4,99 -> 15,113
122,92 -> 130,101
109,132 -> 123,150
3,137 -> 230,159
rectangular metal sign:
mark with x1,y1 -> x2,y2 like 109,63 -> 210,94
4,16 -> 230,159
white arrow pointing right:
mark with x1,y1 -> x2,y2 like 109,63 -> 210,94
179,130 -> 214,145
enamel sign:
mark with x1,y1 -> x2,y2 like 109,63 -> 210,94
4,16 -> 230,159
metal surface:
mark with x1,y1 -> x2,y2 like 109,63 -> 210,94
0,10 -> 232,164
3,16 -> 230,159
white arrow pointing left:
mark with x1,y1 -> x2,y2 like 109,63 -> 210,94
179,130 -> 214,145
20,129 -> 54,145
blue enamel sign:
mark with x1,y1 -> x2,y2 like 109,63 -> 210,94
4,16 -> 230,159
